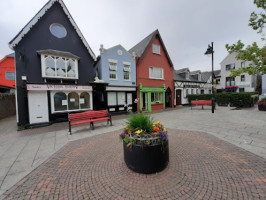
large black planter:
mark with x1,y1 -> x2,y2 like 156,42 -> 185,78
123,140 -> 169,174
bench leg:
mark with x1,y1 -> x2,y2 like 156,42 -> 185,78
109,119 -> 112,126
90,122 -> 94,130
69,122 -> 72,135
202,105 -> 203,110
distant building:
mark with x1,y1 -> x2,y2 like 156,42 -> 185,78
220,53 -> 257,92
0,53 -> 15,93
201,70 -> 221,93
174,68 -> 205,105
129,30 -> 174,111
95,44 -> 137,113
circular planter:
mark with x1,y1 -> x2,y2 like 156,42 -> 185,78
123,140 -> 169,174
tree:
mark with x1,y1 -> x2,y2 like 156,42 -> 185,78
226,0 -> 266,77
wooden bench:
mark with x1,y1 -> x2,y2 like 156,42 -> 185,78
68,110 -> 112,134
191,100 -> 213,110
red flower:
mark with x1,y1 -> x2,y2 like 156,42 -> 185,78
153,127 -> 159,132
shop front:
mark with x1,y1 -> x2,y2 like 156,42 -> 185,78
27,84 -> 93,125
139,84 -> 165,112
106,86 -> 137,113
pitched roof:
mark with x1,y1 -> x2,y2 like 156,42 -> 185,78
174,68 -> 205,83
128,29 -> 173,67
201,70 -> 221,82
9,0 -> 96,61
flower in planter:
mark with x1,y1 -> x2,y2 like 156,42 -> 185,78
120,113 -> 168,146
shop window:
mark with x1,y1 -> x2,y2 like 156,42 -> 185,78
239,88 -> 245,92
108,92 -> 117,106
149,67 -> 164,79
68,92 -> 79,110
5,72 -> 15,80
80,92 -> 90,109
127,93 -> 132,104
41,55 -> 78,79
151,92 -> 163,103
117,92 -> 126,105
54,92 -> 67,111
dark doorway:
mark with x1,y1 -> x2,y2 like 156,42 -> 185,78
165,87 -> 171,108
92,83 -> 107,110
176,90 -> 182,105
142,93 -> 146,110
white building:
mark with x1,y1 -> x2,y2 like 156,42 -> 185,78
220,53 -> 257,92
174,68 -> 206,105
201,70 -> 221,93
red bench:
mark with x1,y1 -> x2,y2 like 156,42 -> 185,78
191,100 -> 213,110
68,110 -> 112,134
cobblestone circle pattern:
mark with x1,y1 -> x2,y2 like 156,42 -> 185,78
2,129 -> 266,200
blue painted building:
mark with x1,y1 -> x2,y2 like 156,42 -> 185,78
95,44 -> 137,113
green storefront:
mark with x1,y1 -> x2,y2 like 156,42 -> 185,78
139,84 -> 165,112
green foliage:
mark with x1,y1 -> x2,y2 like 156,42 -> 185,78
17,126 -> 25,131
188,92 -> 258,107
226,0 -> 266,76
249,0 -> 266,35
126,113 -> 154,133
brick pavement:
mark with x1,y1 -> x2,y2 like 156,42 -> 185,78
2,129 -> 265,200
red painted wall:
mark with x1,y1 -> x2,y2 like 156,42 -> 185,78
136,36 -> 174,111
0,56 -> 15,88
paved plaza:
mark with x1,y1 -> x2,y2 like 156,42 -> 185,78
0,106 -> 266,199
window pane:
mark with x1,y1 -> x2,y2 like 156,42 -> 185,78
108,92 -> 116,106
67,59 -> 76,77
54,92 -> 67,111
149,67 -> 163,79
117,92 -> 125,105
110,71 -> 117,79
80,92 -> 90,109
68,92 -> 79,110
124,71 -> 129,80
5,72 -> 15,80
127,93 -> 132,104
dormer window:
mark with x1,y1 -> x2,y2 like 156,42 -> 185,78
109,59 -> 118,80
39,50 -> 79,80
152,44 -> 160,55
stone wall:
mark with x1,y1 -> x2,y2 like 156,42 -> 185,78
0,93 -> 16,120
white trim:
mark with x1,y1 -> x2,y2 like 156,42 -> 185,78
123,61 -> 131,65
106,86 -> 136,91
9,0 -> 96,61
108,59 -> 118,64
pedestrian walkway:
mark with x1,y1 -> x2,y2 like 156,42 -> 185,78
0,106 -> 265,198
2,129 -> 266,199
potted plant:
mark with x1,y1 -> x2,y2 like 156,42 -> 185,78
120,113 -> 169,174
258,98 -> 266,111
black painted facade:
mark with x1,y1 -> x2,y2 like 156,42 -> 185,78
11,1 -> 95,126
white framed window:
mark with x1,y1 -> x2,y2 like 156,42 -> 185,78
241,61 -> 245,68
41,54 -> 78,79
5,72 -> 15,80
226,63 -> 235,71
109,60 -> 117,80
50,23 -> 67,38
149,67 -> 164,79
51,91 -> 92,113
152,44 -> 160,55
117,92 -> 126,105
151,92 -> 163,103
123,63 -> 130,81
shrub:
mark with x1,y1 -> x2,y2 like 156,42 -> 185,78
258,100 -> 266,111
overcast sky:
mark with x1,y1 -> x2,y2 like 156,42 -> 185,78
0,0 -> 264,72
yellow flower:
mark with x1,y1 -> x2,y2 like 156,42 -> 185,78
136,130 -> 142,134
163,128 -> 166,131
157,121 -> 161,124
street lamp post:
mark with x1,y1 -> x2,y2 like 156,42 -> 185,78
205,42 -> 215,113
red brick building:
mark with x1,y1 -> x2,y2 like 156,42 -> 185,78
0,53 -> 15,93
129,30 -> 174,112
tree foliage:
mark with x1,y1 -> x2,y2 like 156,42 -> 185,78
226,0 -> 266,77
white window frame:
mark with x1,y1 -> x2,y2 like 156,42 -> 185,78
152,44 -> 160,55
50,91 -> 92,113
149,66 -> 164,80
41,54 -> 78,79
123,62 -> 131,81
109,60 -> 118,80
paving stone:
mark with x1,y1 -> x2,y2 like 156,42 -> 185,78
1,129 -> 266,200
